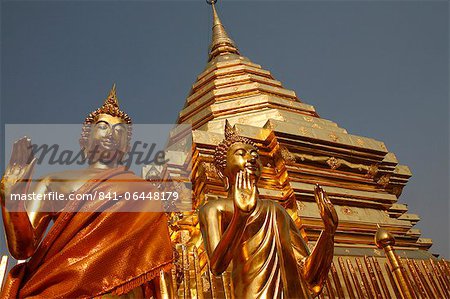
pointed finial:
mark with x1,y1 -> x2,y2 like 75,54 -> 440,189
206,0 -> 240,61
106,83 -> 119,106
374,226 -> 395,248
224,119 -> 238,140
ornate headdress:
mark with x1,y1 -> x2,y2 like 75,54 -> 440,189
79,84 -> 133,149
214,120 -> 257,174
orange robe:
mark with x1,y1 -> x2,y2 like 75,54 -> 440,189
1,167 -> 173,298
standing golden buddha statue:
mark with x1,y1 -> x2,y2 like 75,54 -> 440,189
0,85 -> 173,298
199,121 -> 338,298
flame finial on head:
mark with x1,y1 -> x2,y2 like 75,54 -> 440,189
97,83 -> 124,116
224,119 -> 238,140
106,83 -> 118,106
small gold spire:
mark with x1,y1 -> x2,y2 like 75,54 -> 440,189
106,83 -> 119,106
207,0 -> 240,61
374,227 -> 413,299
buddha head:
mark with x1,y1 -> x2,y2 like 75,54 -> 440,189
214,120 -> 262,190
79,84 -> 132,164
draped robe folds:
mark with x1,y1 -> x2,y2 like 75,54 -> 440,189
230,200 -> 312,299
1,167 -> 173,299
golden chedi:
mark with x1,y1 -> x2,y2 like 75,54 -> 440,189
166,1 -> 449,298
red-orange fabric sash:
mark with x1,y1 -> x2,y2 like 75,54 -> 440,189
1,167 -> 173,298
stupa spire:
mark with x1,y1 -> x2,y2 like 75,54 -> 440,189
207,0 -> 240,61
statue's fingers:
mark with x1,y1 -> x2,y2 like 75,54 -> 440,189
314,188 -> 320,205
247,174 -> 251,190
316,201 -> 324,216
321,190 -> 330,207
315,183 -> 323,194
325,202 -> 338,222
246,171 -> 251,190
327,206 -> 338,225
20,137 -> 32,166
245,170 -> 251,190
328,213 -> 338,228
251,184 -> 257,198
25,138 -> 34,164
251,175 -> 256,190
323,191 -> 332,205
314,184 -> 319,198
315,186 -> 326,207
235,172 -> 240,189
245,171 -> 250,190
323,204 -> 332,219
9,141 -> 20,165
331,205 -> 338,221
236,171 -> 242,189
18,138 -> 27,166
315,189 -> 325,207
322,193 -> 331,208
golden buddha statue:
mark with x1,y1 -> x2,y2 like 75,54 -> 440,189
0,85 -> 173,298
199,121 -> 338,298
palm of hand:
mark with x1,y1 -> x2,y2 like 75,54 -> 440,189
1,137 -> 36,197
314,184 -> 338,234
233,170 -> 257,213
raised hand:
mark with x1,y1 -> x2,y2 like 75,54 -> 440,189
314,184 -> 338,234
233,170 -> 257,213
1,137 -> 36,203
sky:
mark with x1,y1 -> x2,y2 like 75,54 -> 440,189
1,0 -> 448,263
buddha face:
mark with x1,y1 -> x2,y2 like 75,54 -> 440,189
85,113 -> 129,162
224,142 -> 262,184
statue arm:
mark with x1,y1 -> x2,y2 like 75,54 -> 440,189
289,219 -> 310,263
289,216 -> 334,295
302,230 -> 334,295
199,202 -> 248,276
1,176 -> 54,260
300,185 -> 338,295
200,171 -> 257,276
1,137 -> 54,260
